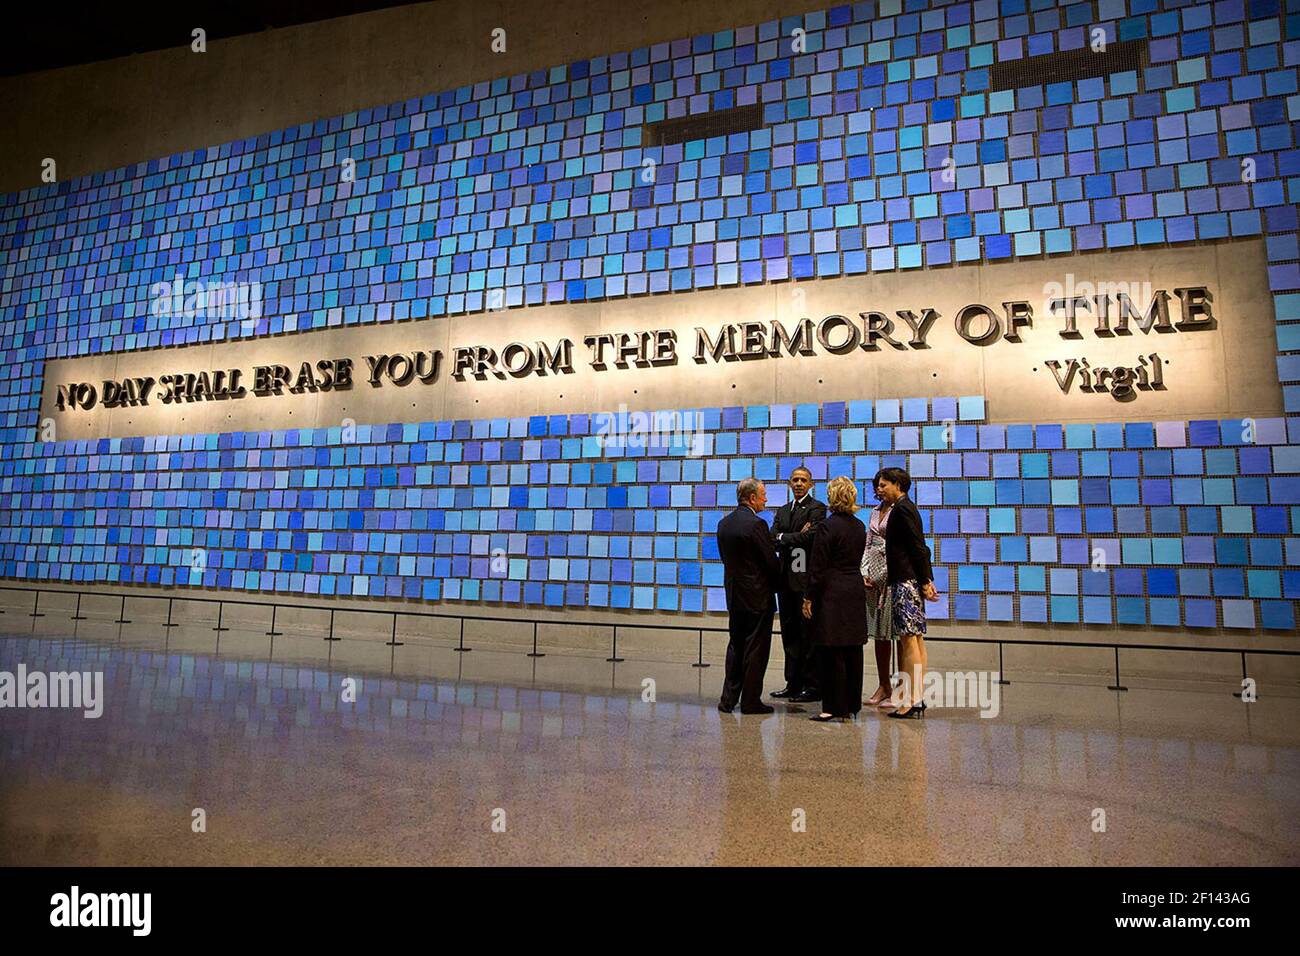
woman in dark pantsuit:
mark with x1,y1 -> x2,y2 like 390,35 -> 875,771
802,476 -> 868,722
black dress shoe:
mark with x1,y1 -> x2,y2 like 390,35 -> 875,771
739,702 -> 775,715
789,690 -> 821,703
717,702 -> 735,713
770,687 -> 797,699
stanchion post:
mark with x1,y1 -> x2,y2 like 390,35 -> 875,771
997,642 -> 1010,685
1106,645 -> 1128,692
163,596 -> 179,628
454,617 -> 470,653
29,589 -> 44,619
606,624 -> 624,663
114,593 -> 131,625
266,604 -> 283,637
1232,651 -> 1252,700
212,600 -> 229,632
527,620 -> 545,658
692,628 -> 710,668
70,592 -> 87,621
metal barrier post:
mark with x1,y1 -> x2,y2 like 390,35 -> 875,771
606,624 -> 624,663
692,628 -> 709,668
1232,651 -> 1252,700
1106,646 -> 1128,692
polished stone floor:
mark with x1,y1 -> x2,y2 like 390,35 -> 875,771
1,620 -> 1297,866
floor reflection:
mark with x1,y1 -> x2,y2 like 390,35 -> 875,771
1,627 -> 1297,866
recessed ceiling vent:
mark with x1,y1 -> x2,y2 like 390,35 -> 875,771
989,38 -> 1148,91
643,103 -> 765,148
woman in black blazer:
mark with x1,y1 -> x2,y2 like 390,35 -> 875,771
878,467 -> 939,718
801,476 -> 868,721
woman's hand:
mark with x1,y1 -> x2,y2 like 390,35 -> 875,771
801,598 -> 813,619
863,576 -> 875,590
922,581 -> 939,601
800,521 -> 811,532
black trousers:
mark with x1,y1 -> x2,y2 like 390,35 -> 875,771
818,644 -> 864,717
721,604 -> 774,710
777,587 -> 820,693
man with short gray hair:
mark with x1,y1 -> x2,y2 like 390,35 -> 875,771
715,478 -> 780,714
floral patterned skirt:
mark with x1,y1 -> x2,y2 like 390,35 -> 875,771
889,580 -> 927,637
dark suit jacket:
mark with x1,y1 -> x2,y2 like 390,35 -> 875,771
716,505 -> 781,615
771,495 -> 827,593
807,510 -> 869,646
884,495 -> 934,586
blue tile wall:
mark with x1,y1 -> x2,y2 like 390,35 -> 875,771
2,0 -> 1299,632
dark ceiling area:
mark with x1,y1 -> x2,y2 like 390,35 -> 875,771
1,0 -> 440,77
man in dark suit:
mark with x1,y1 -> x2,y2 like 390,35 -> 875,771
716,478 -> 781,715
770,466 -> 827,703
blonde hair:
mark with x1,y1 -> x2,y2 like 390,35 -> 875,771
825,476 -> 860,513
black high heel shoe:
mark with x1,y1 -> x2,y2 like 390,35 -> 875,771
888,701 -> 925,719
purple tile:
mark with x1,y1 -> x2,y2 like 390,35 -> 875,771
1184,537 -> 1216,563
1155,422 -> 1187,448
1256,418 -> 1288,444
